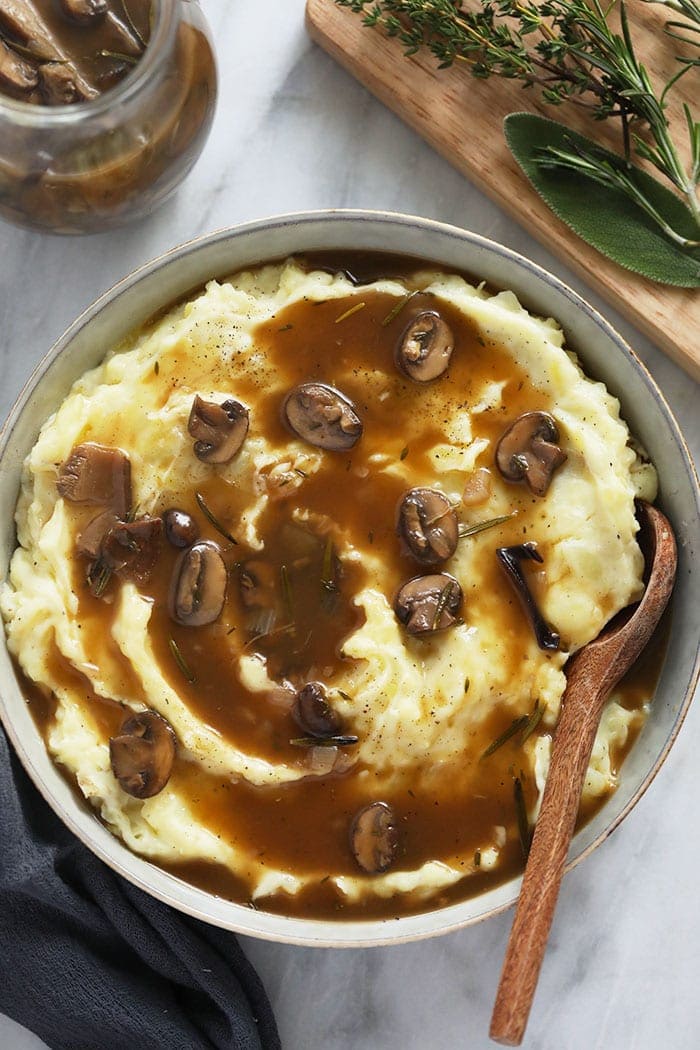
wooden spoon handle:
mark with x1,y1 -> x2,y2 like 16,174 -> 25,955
489,673 -> 607,1046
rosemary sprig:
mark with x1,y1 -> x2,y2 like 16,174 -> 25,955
337,0 -> 700,248
195,492 -> 238,545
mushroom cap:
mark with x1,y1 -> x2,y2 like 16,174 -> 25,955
188,395 -> 250,464
283,383 -> 363,451
293,682 -> 343,738
495,411 -> 567,497
109,710 -> 176,799
163,508 -> 200,549
350,801 -> 399,874
395,311 -> 455,383
169,540 -> 227,627
397,487 -> 459,564
394,572 -> 463,635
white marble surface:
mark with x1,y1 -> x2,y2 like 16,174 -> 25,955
1,2 -> 698,1048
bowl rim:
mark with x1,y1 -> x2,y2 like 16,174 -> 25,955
1,208 -> 698,948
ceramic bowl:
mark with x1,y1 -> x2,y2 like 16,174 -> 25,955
1,211 -> 698,946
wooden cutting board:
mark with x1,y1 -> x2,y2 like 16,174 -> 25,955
306,0 -> 700,380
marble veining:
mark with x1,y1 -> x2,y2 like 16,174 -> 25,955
0,1 -> 698,1047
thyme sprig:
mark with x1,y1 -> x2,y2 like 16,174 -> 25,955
336,0 -> 700,248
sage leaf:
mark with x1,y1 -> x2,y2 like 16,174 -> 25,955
504,113 -> 700,288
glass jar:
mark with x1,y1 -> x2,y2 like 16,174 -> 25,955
0,0 -> 217,235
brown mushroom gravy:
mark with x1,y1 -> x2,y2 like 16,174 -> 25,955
0,0 -> 152,105
11,254 -> 667,921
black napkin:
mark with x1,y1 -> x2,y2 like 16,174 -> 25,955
0,725 -> 281,1050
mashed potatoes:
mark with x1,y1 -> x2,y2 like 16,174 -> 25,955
1,259 -> 658,915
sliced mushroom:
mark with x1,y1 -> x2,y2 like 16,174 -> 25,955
170,540 -> 227,627
76,509 -> 119,560
283,383 -> 362,451
496,543 -> 560,651
57,443 -> 131,518
495,412 -> 567,497
188,395 -> 250,464
57,0 -> 107,26
0,37 -> 38,98
0,1 -> 63,62
38,61 -> 84,105
394,573 -> 462,636
350,801 -> 399,874
293,682 -> 342,738
101,516 -> 163,583
397,488 -> 459,565
163,508 -> 199,549
395,311 -> 454,382
109,710 -> 176,799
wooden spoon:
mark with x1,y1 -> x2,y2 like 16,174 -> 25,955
490,500 -> 677,1046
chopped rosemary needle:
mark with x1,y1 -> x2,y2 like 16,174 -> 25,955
99,50 -> 139,65
381,290 -> 418,326
243,622 -> 295,650
464,677 -> 470,694
88,560 -> 112,599
481,715 -> 529,759
474,848 -> 481,868
431,579 -> 456,630
321,535 -> 337,593
153,361 -> 159,375
280,564 -> 294,621
120,0 -> 147,49
195,492 -> 238,545
335,301 -> 366,324
458,513 -> 513,540
294,467 -> 307,477
169,638 -> 196,684
399,446 -> 409,461
336,689 -> 354,703
521,699 -> 543,743
514,776 -> 531,860
290,735 -> 359,748
279,324 -> 293,332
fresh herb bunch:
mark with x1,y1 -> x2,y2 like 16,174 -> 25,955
336,0 -> 700,253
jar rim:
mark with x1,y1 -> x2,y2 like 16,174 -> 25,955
0,0 -> 177,126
